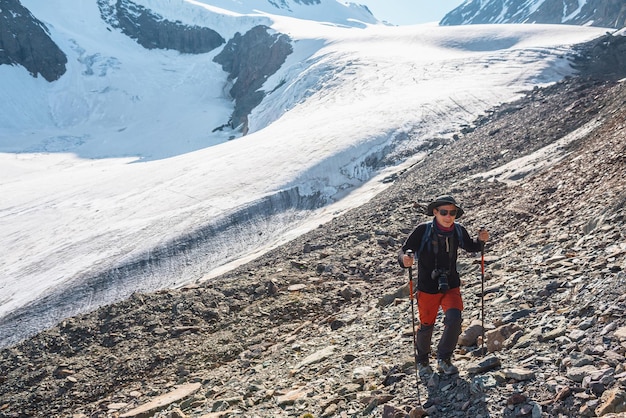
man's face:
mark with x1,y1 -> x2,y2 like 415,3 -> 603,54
434,204 -> 458,228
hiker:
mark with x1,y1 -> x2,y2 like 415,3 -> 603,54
398,195 -> 489,375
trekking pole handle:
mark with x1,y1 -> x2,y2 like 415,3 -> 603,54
405,250 -> 414,281
479,226 -> 487,252
405,249 -> 416,300
405,249 -> 414,266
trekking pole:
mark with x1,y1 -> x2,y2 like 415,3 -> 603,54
406,250 -> 423,405
480,227 -> 486,356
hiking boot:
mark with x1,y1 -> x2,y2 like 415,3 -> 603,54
417,361 -> 432,375
437,358 -> 459,375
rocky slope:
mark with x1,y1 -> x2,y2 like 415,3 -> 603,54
1,46 -> 626,418
0,0 -> 66,81
96,0 -> 225,54
441,0 -> 626,29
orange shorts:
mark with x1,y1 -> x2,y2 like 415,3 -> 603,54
416,287 -> 463,326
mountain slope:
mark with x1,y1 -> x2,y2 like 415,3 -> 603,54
0,19 -> 609,351
0,42 -> 624,417
441,0 -> 626,28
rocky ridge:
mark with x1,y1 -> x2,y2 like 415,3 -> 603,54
1,52 -> 626,418
213,25 -> 293,133
0,0 -> 67,81
96,0 -> 225,54
441,0 -> 626,29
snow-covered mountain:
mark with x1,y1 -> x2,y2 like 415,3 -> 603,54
0,0 -> 377,146
441,0 -> 626,28
0,0 -> 611,347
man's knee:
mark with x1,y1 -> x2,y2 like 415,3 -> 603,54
418,323 -> 434,333
444,308 -> 462,327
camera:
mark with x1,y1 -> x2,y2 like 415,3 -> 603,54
431,269 -> 449,293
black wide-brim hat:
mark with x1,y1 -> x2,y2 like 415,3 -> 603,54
426,195 -> 465,218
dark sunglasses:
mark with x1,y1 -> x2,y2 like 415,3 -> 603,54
437,209 -> 458,217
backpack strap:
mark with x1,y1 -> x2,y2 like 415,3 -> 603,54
454,222 -> 464,249
417,221 -> 434,258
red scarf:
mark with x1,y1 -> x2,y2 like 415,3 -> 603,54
434,219 -> 454,233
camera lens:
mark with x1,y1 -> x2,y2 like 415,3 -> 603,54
435,270 -> 449,293
438,275 -> 449,292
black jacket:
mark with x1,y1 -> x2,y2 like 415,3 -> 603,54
398,220 -> 483,294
